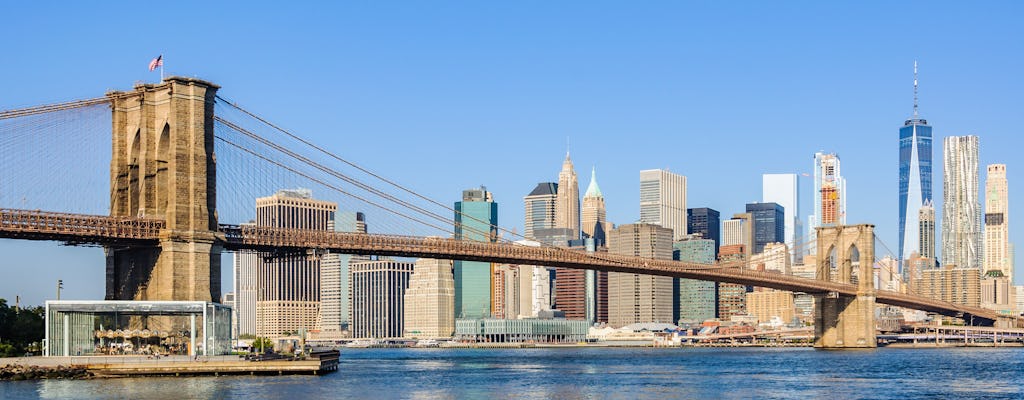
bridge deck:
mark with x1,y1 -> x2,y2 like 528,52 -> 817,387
0,208 -> 1010,324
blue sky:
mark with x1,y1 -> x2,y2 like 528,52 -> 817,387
2,2 -> 1023,305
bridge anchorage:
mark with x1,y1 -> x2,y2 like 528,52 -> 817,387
2,77 -> 1021,349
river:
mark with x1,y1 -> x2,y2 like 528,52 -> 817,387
3,347 -> 1023,399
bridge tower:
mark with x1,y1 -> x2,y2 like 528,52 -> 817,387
105,77 -> 222,302
813,224 -> 876,348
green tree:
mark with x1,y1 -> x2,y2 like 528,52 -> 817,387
0,299 -> 45,357
251,337 -> 274,353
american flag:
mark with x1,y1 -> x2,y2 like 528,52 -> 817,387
148,55 -> 163,71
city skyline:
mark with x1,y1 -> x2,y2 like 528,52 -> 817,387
2,2 -> 1024,306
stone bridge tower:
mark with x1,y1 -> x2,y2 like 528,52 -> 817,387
105,77 -> 221,302
814,224 -> 876,348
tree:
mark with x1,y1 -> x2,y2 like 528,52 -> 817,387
251,337 -> 274,353
0,299 -> 45,357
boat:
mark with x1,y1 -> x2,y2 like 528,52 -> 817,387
414,339 -> 440,348
346,339 -> 379,348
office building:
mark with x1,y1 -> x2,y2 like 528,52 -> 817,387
980,271 -> 1013,312
255,189 -> 337,337
350,259 -> 414,338
640,169 -> 687,240
674,236 -> 718,323
556,153 -> 580,238
233,246 -> 258,338
723,213 -> 754,261
687,207 -> 720,256
813,152 -> 846,227
454,187 -> 498,319
746,202 -> 785,254
942,136 -> 981,269
919,201 -> 936,259
608,223 -> 674,327
984,164 -> 1011,280
582,167 -> 608,242
763,173 -> 803,263
403,258 -> 455,338
523,182 -> 557,240
317,211 -> 367,334
899,62 -> 934,265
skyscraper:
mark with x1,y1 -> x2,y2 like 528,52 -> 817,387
762,174 -> 803,263
640,169 -> 687,240
918,201 -> 936,260
813,152 -> 846,227
232,247 -> 258,337
556,153 -> 580,238
984,164 -> 1010,279
254,189 -> 337,337
582,167 -> 608,242
899,62 -> 934,264
674,236 -> 718,323
454,187 -> 498,319
687,208 -> 720,256
350,259 -> 414,338
523,182 -> 557,240
942,135 -> 981,269
608,223 -> 674,327
403,258 -> 455,338
745,202 -> 785,255
318,211 -> 367,334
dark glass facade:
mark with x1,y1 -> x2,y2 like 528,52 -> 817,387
745,202 -> 784,254
686,208 -> 721,256
898,119 -> 932,262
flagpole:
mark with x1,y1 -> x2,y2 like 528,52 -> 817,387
161,57 -> 165,82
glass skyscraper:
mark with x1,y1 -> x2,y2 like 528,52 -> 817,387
898,62 -> 933,265
454,187 -> 498,319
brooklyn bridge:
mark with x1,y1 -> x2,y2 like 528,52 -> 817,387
0,77 -> 1018,348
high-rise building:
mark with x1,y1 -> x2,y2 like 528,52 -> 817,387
687,208 -> 720,256
454,187 -> 498,319
762,174 -> 803,263
813,152 -> 846,227
718,244 -> 749,319
555,153 -> 580,238
608,223 -> 674,327
899,62 -> 934,265
722,213 -> 754,261
942,135 -> 981,269
984,164 -> 1011,280
750,242 -> 790,275
232,244 -> 258,338
523,182 -> 557,240
254,189 -> 337,337
674,236 -> 718,323
403,258 -> 455,338
318,211 -> 367,334
745,202 -> 785,255
919,202 -> 936,260
980,271 -> 1013,312
582,167 -> 608,242
350,259 -> 414,338
640,169 -> 687,240
915,265 -> 981,308
745,291 -> 795,324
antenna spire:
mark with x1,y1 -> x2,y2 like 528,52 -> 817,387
913,60 -> 919,119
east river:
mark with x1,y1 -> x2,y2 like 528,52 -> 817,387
3,347 -> 1023,399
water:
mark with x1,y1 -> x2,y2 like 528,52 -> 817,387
3,347 -> 1023,399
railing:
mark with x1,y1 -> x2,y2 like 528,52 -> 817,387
0,209 -> 164,242
0,208 -> 1008,324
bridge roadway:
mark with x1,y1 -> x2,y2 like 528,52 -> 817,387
0,208 -> 1009,325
